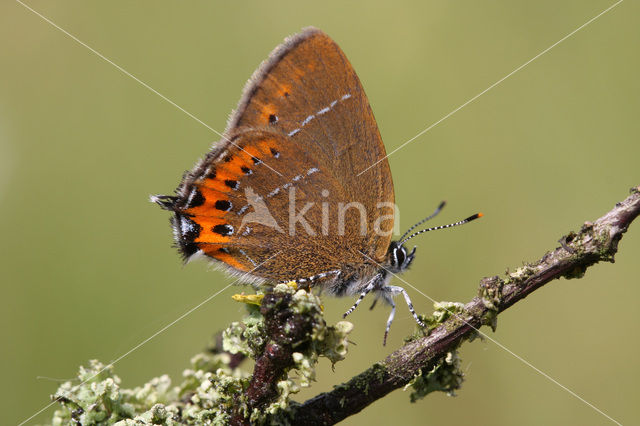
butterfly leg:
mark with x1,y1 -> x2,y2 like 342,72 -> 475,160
342,274 -> 380,318
297,281 -> 311,292
383,296 -> 396,346
369,297 -> 378,311
387,285 -> 425,328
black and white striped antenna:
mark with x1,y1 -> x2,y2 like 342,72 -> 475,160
399,200 -> 447,242
399,203 -> 483,246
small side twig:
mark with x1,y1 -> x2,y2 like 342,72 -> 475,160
230,291 -> 319,425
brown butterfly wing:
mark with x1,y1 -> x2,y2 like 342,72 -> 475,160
228,28 -> 394,259
164,28 -> 394,283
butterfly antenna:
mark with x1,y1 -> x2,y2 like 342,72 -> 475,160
399,212 -> 483,245
399,200 -> 447,242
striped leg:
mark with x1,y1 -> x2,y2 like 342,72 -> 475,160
369,298 -> 378,311
343,275 -> 379,318
383,297 -> 396,346
388,285 -> 425,327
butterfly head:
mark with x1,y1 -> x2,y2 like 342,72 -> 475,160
387,241 -> 416,273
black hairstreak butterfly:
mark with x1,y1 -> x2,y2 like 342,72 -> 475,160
153,27 -> 481,344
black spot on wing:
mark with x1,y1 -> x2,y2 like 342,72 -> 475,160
212,224 -> 234,236
215,200 -> 232,211
224,180 -> 239,190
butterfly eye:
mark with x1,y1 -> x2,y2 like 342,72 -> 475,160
394,246 -> 406,268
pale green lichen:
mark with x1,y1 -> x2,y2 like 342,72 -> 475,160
271,284 -> 353,368
400,302 -> 469,402
431,301 -> 466,323
50,285 -> 353,425
222,303 -> 264,357
511,264 -> 536,282
404,350 -> 464,402
250,378 -> 300,424
479,277 -> 503,312
270,284 -> 354,388
479,277 -> 504,331
50,348 -> 247,426
405,301 -> 469,343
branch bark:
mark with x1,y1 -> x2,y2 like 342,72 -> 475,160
287,186 -> 640,425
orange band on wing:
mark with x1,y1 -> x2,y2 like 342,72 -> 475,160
201,246 -> 247,271
193,216 -> 231,244
236,144 -> 267,164
219,155 -> 253,176
196,139 -> 278,194
257,139 -> 273,154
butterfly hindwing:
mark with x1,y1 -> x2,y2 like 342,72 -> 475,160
164,28 -> 395,283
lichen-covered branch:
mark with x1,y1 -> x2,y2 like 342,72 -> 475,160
287,186 -> 640,425
49,284 -> 353,425
230,287 -> 352,425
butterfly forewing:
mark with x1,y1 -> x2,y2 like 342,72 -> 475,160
232,28 -> 394,254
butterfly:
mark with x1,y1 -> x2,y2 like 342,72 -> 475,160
152,27 -> 481,344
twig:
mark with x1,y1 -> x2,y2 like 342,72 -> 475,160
286,186 -> 640,425
230,291 -> 320,425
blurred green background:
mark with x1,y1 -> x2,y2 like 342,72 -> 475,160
1,1 -> 638,425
